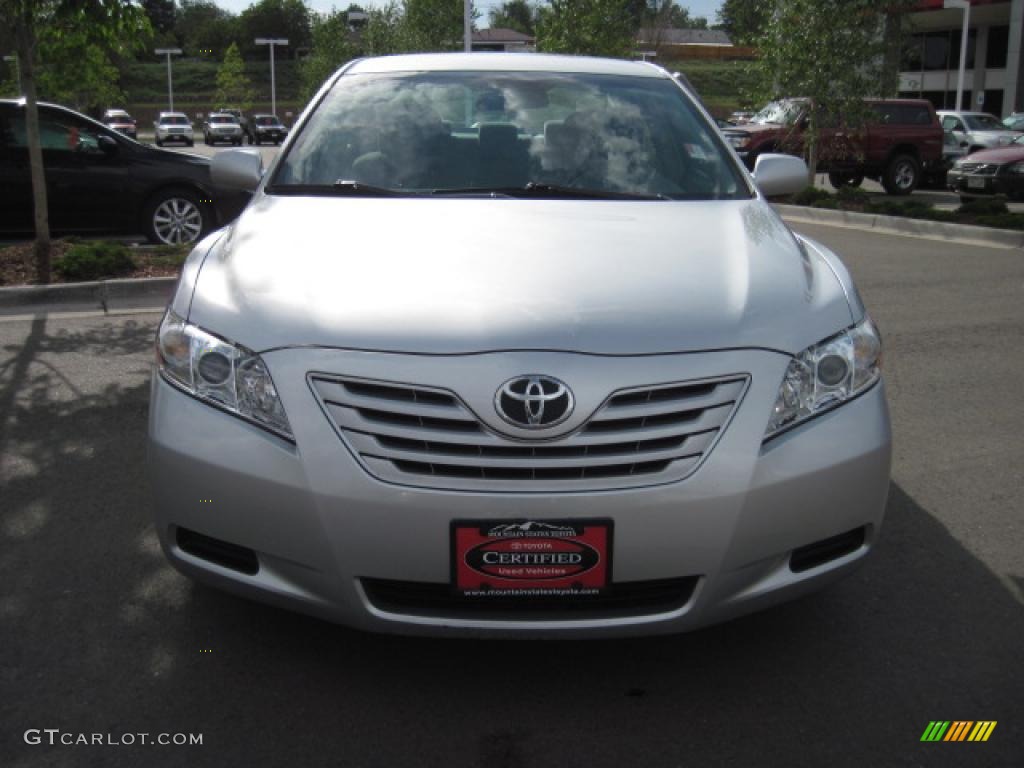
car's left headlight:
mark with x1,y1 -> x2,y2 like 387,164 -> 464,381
765,317 -> 882,440
1007,161 -> 1024,174
157,310 -> 293,440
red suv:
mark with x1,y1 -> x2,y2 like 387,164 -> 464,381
722,98 -> 944,195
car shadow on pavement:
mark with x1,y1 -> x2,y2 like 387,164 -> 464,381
1,316 -> 1020,768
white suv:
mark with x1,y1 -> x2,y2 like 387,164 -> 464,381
154,112 -> 194,147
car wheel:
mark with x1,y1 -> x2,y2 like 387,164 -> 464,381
155,139 -> 163,147
882,154 -> 919,195
144,188 -> 208,246
186,140 -> 194,147
828,171 -> 863,189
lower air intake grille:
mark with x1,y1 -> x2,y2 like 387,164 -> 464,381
310,374 -> 747,492
361,577 -> 700,620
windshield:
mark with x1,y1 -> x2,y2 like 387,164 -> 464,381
161,116 -> 189,125
256,116 -> 279,125
210,115 -> 235,124
964,114 -> 1003,130
271,71 -> 749,200
750,100 -> 802,126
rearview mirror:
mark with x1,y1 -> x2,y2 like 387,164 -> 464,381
211,149 -> 264,192
752,153 -> 808,198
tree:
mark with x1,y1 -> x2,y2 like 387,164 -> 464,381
536,0 -> 636,57
300,9 -> 357,101
716,0 -> 768,45
141,0 -> 175,36
361,1 -> 405,55
488,0 -> 538,35
752,0 -> 899,181
402,0 -> 465,51
175,0 -> 239,57
239,0 -> 312,58
3,0 -> 151,284
214,42 -> 255,110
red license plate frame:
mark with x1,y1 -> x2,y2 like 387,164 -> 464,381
451,519 -> 613,598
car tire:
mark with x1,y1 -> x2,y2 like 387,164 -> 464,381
155,139 -> 163,147
828,171 -> 864,189
882,154 -> 919,195
143,187 -> 209,246
186,140 -> 194,147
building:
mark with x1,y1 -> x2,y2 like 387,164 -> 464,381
897,0 -> 1024,116
471,28 -> 535,53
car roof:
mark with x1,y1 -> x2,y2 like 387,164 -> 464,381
208,112 -> 235,117
344,52 -> 668,79
159,112 -> 188,117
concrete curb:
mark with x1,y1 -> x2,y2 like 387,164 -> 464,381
775,204 -> 1024,249
0,276 -> 176,314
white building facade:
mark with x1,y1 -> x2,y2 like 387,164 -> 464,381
898,0 -> 1024,116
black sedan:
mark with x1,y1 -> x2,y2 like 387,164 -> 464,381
0,100 -> 250,245
946,135 -> 1024,201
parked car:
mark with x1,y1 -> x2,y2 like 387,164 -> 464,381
946,134 -> 1024,201
244,113 -> 288,145
149,53 -> 890,638
722,98 -> 943,195
728,110 -> 755,125
0,100 -> 249,244
938,110 -> 1019,153
1001,113 -> 1024,132
154,112 -> 194,147
202,113 -> 243,146
101,108 -> 137,139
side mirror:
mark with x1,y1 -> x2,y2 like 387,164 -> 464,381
211,149 -> 264,192
98,134 -> 118,154
752,153 -> 808,197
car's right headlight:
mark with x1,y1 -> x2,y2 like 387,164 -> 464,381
157,310 -> 293,441
765,316 -> 882,440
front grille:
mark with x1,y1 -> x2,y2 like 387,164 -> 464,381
958,162 -> 998,175
361,576 -> 700,620
310,374 -> 747,492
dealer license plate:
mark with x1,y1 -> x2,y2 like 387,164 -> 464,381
451,519 -> 612,597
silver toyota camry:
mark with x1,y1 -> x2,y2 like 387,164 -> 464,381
148,53 -> 891,637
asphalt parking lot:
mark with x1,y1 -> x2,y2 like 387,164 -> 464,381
1,223 -> 1021,767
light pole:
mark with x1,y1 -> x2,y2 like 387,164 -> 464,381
464,0 -> 472,53
3,54 -> 20,93
255,38 -> 288,117
155,48 -> 182,112
943,0 -> 971,112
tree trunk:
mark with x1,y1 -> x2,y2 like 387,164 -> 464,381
805,108 -> 819,186
14,8 -> 52,285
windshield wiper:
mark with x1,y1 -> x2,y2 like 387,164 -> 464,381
265,181 -> 418,197
432,182 -> 669,200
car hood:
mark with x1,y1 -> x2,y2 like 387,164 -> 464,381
187,196 -> 854,355
723,123 -> 785,137
960,145 -> 1024,163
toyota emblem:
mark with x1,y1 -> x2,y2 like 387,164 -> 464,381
495,375 -> 574,429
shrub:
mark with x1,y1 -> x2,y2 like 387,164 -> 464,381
792,186 -> 832,206
972,213 -> 1024,230
810,197 -> 839,209
957,197 -> 1010,216
835,185 -> 871,206
55,241 -> 135,281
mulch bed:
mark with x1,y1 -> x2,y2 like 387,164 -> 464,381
0,240 -> 186,287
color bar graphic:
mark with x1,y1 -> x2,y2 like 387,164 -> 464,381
921,721 -> 996,742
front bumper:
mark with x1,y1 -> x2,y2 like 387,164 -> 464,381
157,130 -> 193,143
148,348 -> 891,637
947,169 -> 1022,197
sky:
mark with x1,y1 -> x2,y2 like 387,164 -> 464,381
214,0 -> 726,29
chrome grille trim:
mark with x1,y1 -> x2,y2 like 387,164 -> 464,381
310,374 -> 748,492
959,162 -> 999,176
